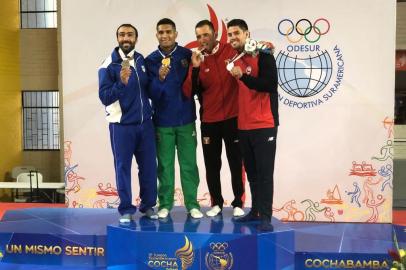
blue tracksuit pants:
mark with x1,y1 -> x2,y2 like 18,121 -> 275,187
109,119 -> 157,215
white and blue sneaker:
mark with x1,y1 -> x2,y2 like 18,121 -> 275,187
119,213 -> 133,224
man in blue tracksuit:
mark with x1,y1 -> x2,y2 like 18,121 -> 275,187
146,18 -> 203,219
98,24 -> 158,224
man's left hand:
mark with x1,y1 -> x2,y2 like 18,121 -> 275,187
230,66 -> 243,79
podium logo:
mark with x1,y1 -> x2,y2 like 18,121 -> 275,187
205,242 -> 233,270
147,236 -> 194,270
175,236 -> 194,270
276,18 -> 344,109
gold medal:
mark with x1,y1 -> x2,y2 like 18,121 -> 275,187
161,57 -> 171,67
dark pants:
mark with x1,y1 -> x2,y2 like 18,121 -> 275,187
109,119 -> 157,215
239,127 -> 277,220
201,117 -> 244,208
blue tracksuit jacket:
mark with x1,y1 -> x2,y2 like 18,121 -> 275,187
99,47 -> 152,125
145,45 -> 196,127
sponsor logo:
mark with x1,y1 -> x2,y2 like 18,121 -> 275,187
276,18 -> 344,109
205,242 -> 233,270
148,236 -> 194,270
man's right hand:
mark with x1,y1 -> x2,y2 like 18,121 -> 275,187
120,67 -> 132,85
191,50 -> 202,68
159,65 -> 170,81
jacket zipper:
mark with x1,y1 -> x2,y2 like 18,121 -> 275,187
133,56 -> 144,124
214,55 -> 225,121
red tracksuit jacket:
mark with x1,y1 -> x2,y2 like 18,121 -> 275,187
234,52 -> 279,130
183,43 -> 238,123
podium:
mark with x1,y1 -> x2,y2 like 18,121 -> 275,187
107,213 -> 294,270
0,207 -> 400,269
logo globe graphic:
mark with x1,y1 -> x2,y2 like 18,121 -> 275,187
276,50 -> 333,98
206,253 -> 231,270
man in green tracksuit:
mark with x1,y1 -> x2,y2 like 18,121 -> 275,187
146,18 -> 203,219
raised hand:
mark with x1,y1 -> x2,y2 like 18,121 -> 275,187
120,67 -> 132,85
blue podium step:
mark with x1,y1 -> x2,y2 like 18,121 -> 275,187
0,207 -> 402,270
107,214 -> 294,269
0,208 -> 116,268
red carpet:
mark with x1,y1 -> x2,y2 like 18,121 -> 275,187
393,209 -> 406,226
0,203 -> 66,220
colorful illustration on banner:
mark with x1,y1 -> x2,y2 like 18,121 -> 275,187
320,184 -> 343,204
273,200 -> 305,221
64,141 -> 85,198
366,194 -> 385,223
345,182 -> 362,208
301,199 -> 329,222
372,140 -> 394,161
378,164 -> 393,191
383,117 -> 394,138
349,161 -> 377,177
96,183 -> 118,196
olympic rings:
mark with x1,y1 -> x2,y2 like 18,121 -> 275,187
210,242 -> 228,250
304,26 -> 321,43
278,18 -> 330,43
286,26 -> 302,43
295,19 -> 312,36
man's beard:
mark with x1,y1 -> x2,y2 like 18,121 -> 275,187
119,42 -> 135,55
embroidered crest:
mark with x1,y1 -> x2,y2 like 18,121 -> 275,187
203,137 -> 211,144
246,66 -> 252,75
181,58 -> 189,68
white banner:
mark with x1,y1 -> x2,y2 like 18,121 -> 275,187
62,0 -> 395,222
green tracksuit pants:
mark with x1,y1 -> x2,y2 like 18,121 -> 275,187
156,122 -> 200,211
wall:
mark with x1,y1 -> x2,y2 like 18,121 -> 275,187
0,1 -> 21,199
19,28 -> 61,182
397,2 -> 406,50
20,29 -> 58,90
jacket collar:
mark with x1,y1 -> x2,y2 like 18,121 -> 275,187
157,43 -> 178,58
111,47 -> 139,63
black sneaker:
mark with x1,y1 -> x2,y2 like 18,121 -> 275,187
234,211 -> 260,222
257,219 -> 273,232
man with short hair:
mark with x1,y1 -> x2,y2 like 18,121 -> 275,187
98,24 -> 158,224
183,20 -> 245,218
146,18 -> 203,219
227,19 -> 279,231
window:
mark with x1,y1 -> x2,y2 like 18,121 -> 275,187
22,91 -> 60,150
20,0 -> 57,28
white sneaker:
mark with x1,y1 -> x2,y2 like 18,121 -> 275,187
206,205 -> 222,217
233,207 -> 245,217
119,213 -> 132,224
190,208 -> 203,219
157,208 -> 169,219
144,208 -> 158,220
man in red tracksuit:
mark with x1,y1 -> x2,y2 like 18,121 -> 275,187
227,19 -> 279,231
183,20 -> 245,218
